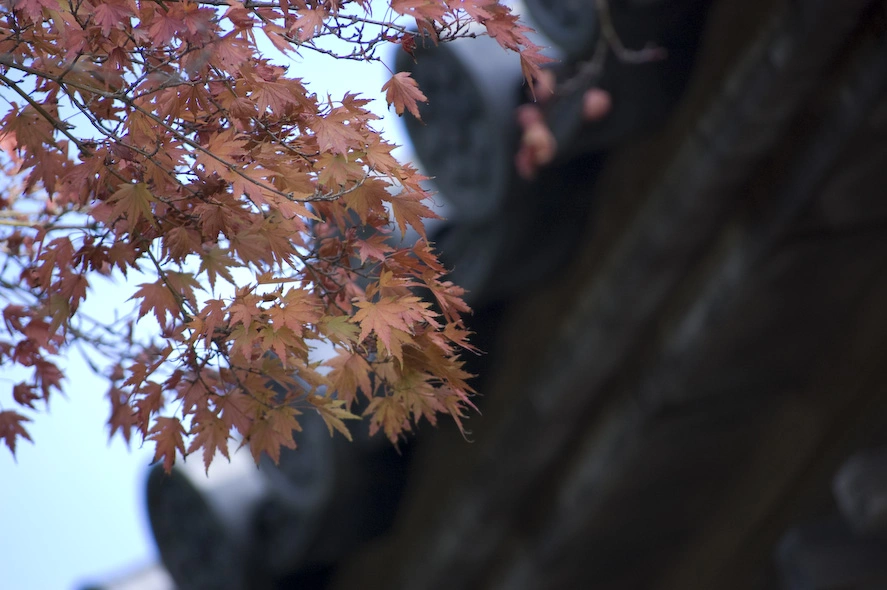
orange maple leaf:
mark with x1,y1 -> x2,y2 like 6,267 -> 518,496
352,297 -> 416,351
382,72 -> 428,119
386,190 -> 439,238
188,411 -> 231,474
309,396 -> 359,440
326,350 -> 374,403
268,288 -> 321,332
364,395 -> 409,443
245,405 -> 300,464
292,8 -> 326,42
259,325 -> 303,365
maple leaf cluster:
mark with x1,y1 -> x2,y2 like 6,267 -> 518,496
0,0 -> 546,471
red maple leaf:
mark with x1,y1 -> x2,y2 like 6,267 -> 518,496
197,129 -> 246,177
92,1 -> 134,37
108,182 -> 157,229
390,0 -> 447,20
130,279 -> 182,327
13,383 -> 39,409
147,417 -> 187,472
310,109 -> 365,155
13,0 -> 56,22
0,411 -> 33,457
133,383 -> 165,435
107,387 -> 137,446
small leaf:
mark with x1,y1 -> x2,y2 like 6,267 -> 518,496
130,279 -> 181,327
386,190 -> 439,238
292,8 -> 326,42
147,417 -> 187,473
326,350 -> 373,403
0,411 -> 33,457
245,405 -> 300,465
352,297 -> 416,351
188,411 -> 231,474
198,246 -> 237,291
310,396 -> 359,440
108,182 -> 157,229
382,72 -> 428,119
321,315 -> 360,345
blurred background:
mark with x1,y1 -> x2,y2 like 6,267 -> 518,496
8,0 -> 887,588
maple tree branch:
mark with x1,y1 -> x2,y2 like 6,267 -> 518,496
122,99 -> 328,206
67,321 -> 142,367
0,219 -> 97,232
202,66 -> 318,166
0,71 -> 93,157
0,210 -> 29,220
308,173 -> 371,202
594,0 -> 667,64
59,88 -> 205,205
549,0 -> 667,105
146,247 -> 198,322
0,66 -> 185,229
557,35 -> 609,97
0,54 -> 317,208
0,55 -> 120,100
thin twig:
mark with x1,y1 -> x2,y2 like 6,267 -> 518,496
594,0 -> 667,64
